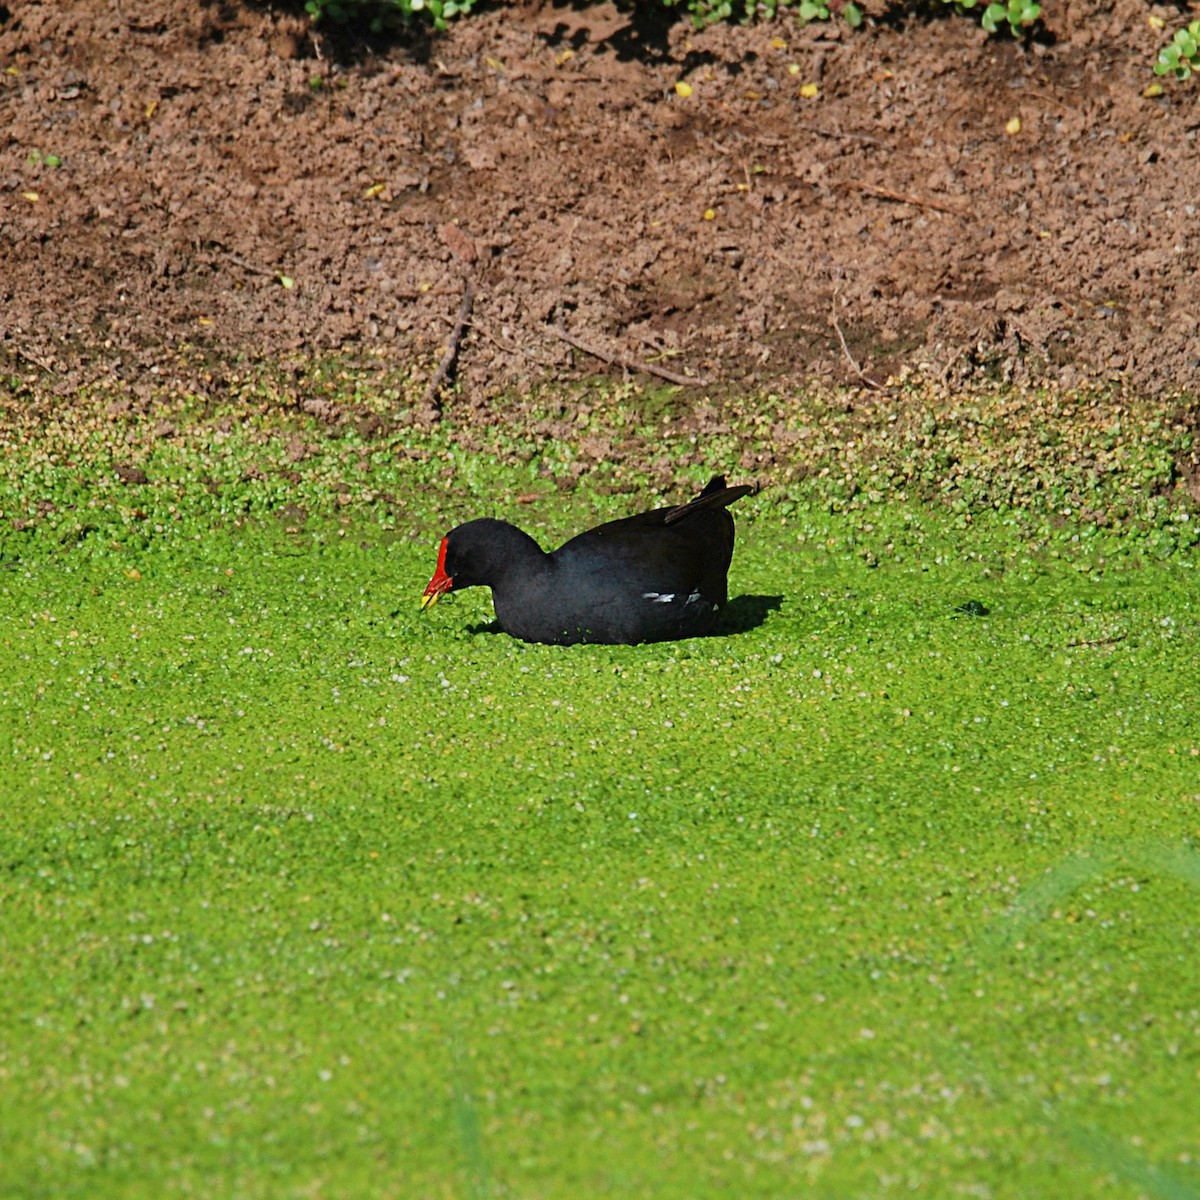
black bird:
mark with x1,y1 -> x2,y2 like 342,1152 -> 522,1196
421,475 -> 753,645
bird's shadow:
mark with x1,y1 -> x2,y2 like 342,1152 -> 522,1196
718,594 -> 784,637
463,594 -> 783,641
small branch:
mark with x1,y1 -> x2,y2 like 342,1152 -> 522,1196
549,324 -> 707,387
844,180 -> 967,217
212,244 -> 279,279
830,295 -> 883,391
114,0 -> 165,33
753,127 -> 883,147
940,343 -> 969,385
5,342 -> 59,376
422,276 -> 475,413
470,319 -> 551,365
798,126 -> 882,147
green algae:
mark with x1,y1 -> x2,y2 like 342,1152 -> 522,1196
1,391 -> 1198,1199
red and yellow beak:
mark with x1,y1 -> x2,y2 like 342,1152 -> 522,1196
421,536 -> 453,609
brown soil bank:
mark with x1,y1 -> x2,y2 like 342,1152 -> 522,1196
1,0 -> 1198,407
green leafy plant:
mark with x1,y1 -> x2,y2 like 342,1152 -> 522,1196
803,0 -> 864,27
1154,19 -> 1200,80
952,0 -> 1041,38
304,0 -> 477,34
981,0 -> 1041,37
664,0 -> 861,30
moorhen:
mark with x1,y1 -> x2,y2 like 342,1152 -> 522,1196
421,475 -> 753,645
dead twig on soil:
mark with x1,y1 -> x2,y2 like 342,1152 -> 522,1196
470,319 -> 551,365
844,181 -> 967,217
794,126 -> 883,147
421,276 -> 475,413
114,0 -> 166,33
753,127 -> 882,148
212,244 -> 280,279
4,342 -> 59,376
830,294 -> 883,391
940,343 -> 970,385
548,324 -> 708,387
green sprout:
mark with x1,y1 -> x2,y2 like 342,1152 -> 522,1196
1154,20 -> 1200,80
981,0 -> 1041,36
950,0 -> 1040,37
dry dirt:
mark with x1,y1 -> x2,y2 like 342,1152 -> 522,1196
2,0 -> 1199,413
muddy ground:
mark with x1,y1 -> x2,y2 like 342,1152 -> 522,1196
1,0 -> 1199,417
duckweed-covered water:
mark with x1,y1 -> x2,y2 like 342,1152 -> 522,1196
3,482 -> 1197,1199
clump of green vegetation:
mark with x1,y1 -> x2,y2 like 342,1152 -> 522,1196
958,0 -> 1042,39
301,0 -> 1197,80
671,0 -> 863,31
1154,19 -> 1200,80
305,0 -> 477,34
309,0 -> 1064,38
